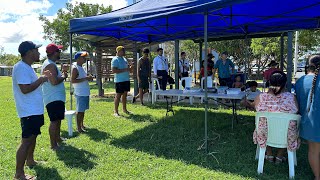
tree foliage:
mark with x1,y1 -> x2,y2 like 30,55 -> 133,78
39,2 -> 112,52
0,53 -> 20,66
298,29 -> 320,52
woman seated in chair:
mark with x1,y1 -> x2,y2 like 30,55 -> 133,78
246,71 -> 299,164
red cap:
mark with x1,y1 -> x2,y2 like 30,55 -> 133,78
46,43 -> 63,54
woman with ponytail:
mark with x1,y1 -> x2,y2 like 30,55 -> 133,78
249,71 -> 299,164
295,54 -> 320,180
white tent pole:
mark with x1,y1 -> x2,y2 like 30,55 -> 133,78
294,31 -> 299,75
69,33 -> 73,110
204,12 -> 208,153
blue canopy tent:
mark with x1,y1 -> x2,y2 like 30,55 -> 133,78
69,0 -> 320,152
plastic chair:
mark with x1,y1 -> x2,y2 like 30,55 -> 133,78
151,77 -> 161,104
255,112 -> 301,179
179,77 -> 192,90
200,76 -> 217,103
65,109 -> 76,137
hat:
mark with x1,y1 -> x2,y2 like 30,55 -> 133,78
74,51 -> 89,60
116,46 -> 124,52
268,60 -> 279,67
46,43 -> 63,54
18,41 -> 42,56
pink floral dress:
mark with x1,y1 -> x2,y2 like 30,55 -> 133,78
253,92 -> 300,151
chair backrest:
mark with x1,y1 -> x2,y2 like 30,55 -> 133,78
255,112 -> 301,148
179,77 -> 192,89
151,78 -> 161,91
201,76 -> 213,89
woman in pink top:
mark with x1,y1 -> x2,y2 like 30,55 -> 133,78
247,71 -> 299,164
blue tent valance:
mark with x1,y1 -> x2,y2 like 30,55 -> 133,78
70,0 -> 320,43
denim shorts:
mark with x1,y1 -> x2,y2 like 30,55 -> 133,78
75,95 -> 89,112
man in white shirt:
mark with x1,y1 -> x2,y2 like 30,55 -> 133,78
41,43 -> 67,150
153,48 -> 168,90
179,52 -> 190,87
12,41 -> 51,180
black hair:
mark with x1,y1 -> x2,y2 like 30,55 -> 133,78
269,71 -> 287,96
181,52 -> 186,56
235,74 -> 242,80
157,48 -> 163,52
308,54 -> 320,112
143,48 -> 150,53
250,81 -> 258,87
222,51 -> 228,55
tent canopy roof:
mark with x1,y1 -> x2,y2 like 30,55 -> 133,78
70,0 -> 320,43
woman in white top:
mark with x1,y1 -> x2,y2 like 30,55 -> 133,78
71,51 -> 93,133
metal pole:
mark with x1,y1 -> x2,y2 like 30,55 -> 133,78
204,12 -> 208,153
69,33 -> 73,110
175,40 -> 179,89
244,36 -> 248,82
133,45 -> 138,96
287,31 -> 293,91
280,33 -> 285,71
294,31 -> 299,75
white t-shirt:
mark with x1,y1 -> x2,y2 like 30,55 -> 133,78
12,60 -> 44,118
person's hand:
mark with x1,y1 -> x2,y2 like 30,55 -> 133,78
158,76 -> 163,79
62,71 -> 68,79
43,70 -> 52,78
86,74 -> 93,81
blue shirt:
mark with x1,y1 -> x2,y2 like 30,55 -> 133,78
295,74 -> 320,142
111,56 -> 130,83
214,59 -> 235,78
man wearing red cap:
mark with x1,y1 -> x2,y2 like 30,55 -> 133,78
41,43 -> 67,150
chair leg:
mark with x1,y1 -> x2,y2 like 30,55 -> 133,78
67,115 -> 73,137
255,145 -> 260,160
294,151 -> 297,166
257,147 -> 266,174
288,150 -> 295,179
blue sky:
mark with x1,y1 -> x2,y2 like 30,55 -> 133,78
0,0 -> 132,57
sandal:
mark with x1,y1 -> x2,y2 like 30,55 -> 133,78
265,155 -> 274,163
275,156 -> 287,164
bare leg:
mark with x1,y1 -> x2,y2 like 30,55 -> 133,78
122,91 -> 128,113
276,148 -> 286,158
114,93 -> 122,115
266,146 -> 273,156
308,141 -> 320,180
26,136 -> 37,166
76,112 -> 85,132
56,120 -> 62,143
81,112 -> 86,129
49,121 -> 58,150
15,136 -> 35,179
139,88 -> 144,104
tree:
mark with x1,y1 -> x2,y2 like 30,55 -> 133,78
0,54 -> 20,66
39,2 -> 112,52
298,29 -> 320,52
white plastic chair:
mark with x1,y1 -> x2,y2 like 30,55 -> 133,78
200,76 -> 218,103
65,109 -> 76,137
255,112 -> 301,179
179,77 -> 192,90
151,77 -> 161,104
177,77 -> 193,103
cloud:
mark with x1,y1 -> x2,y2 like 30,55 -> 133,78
68,0 -> 128,11
0,0 -> 128,56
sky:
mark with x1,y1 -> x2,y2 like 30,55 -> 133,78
0,0 -> 134,57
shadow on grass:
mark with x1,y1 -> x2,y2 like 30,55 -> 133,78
56,145 -> 97,171
85,128 -> 111,142
33,166 -> 62,180
111,108 -> 312,179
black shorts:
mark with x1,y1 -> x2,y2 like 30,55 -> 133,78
20,115 -> 44,138
46,101 -> 65,121
115,81 -> 130,93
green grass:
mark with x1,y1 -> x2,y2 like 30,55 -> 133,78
0,76 -> 313,179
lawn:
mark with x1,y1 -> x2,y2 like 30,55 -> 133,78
0,76 -> 313,179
